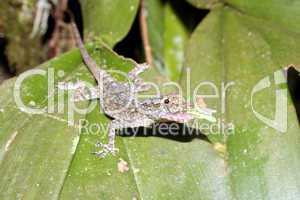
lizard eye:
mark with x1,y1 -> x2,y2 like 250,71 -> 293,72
164,99 -> 170,104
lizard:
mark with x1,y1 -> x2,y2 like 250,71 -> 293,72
63,19 -> 195,158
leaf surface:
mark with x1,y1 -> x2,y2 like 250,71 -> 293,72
186,0 -> 219,9
181,5 -> 300,199
144,0 -> 189,80
80,0 -> 139,46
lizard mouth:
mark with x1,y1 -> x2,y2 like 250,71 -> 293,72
161,113 -> 193,123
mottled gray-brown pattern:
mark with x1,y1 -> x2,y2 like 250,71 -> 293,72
70,21 -> 192,158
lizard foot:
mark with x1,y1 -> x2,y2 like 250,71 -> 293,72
93,144 -> 119,158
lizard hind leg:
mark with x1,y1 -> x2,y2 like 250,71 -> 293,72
94,118 -> 154,158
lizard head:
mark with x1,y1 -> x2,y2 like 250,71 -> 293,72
159,94 -> 193,123
140,94 -> 193,123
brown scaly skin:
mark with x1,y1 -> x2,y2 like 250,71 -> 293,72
66,21 -> 193,158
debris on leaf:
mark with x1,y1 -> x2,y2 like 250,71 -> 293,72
118,158 -> 129,173
213,142 -> 226,156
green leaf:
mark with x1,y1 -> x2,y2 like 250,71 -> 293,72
80,0 -> 139,47
0,44 -> 136,199
226,0 -> 300,31
0,48 -> 88,199
181,5 -> 300,199
145,0 -> 189,81
186,0 -> 219,9
0,44 -> 227,199
164,3 -> 189,81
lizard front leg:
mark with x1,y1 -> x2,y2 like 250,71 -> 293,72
128,63 -> 149,78
94,120 -> 120,158
94,118 -> 154,158
128,63 -> 152,92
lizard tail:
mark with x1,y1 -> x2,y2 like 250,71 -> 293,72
70,19 -> 110,83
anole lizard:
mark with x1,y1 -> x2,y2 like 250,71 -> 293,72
65,20 -> 198,158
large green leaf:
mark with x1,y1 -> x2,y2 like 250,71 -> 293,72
144,0 -> 189,81
181,4 -> 300,199
80,0 -> 139,46
0,43 -> 226,199
0,48 -> 87,199
0,44 -> 136,198
226,0 -> 300,31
